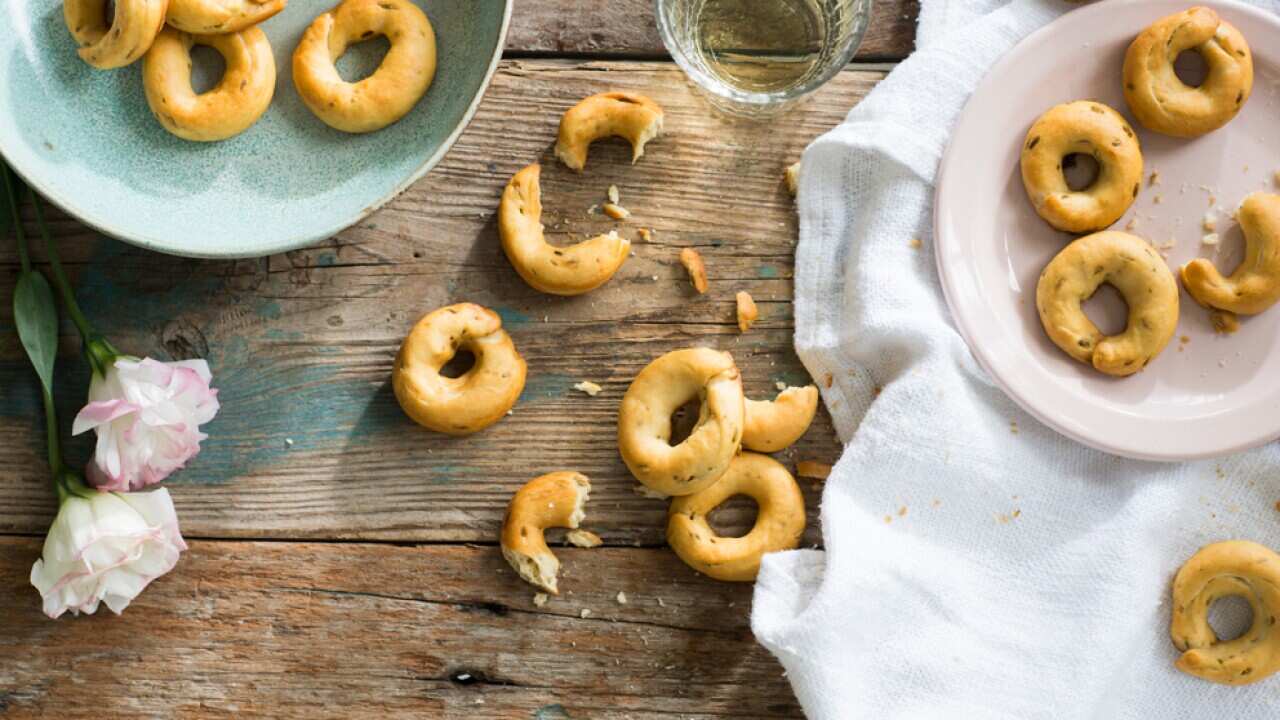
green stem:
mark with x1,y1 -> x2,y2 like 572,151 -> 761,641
2,167 -> 30,274
30,197 -> 95,343
41,388 -> 63,477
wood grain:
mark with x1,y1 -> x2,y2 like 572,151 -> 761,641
0,537 -> 804,719
0,60 -> 878,543
510,0 -> 919,61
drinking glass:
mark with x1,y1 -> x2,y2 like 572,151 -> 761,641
655,0 -> 872,118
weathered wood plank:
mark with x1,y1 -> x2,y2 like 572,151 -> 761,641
0,60 -> 877,542
511,0 -> 919,61
0,538 -> 803,719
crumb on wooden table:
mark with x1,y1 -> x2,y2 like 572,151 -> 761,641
615,591 -> 628,605
533,593 -> 549,607
736,291 -> 758,332
566,529 -> 603,548
796,460 -> 832,480
1211,309 -> 1240,334
573,380 -> 603,396
603,203 -> 631,220
785,162 -> 801,195
679,248 -> 708,294
607,184 -> 620,204
775,381 -> 788,392
579,608 -> 592,619
637,228 -> 652,242
587,203 -> 599,215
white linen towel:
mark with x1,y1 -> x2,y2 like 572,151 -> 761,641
752,1 -> 1280,717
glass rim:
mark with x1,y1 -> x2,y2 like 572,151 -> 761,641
653,0 -> 873,108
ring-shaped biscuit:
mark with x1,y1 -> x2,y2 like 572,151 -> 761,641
143,26 -> 276,142
167,0 -> 288,34
498,164 -> 631,296
292,0 -> 437,134
500,472 -> 591,595
618,348 -> 745,497
1170,540 -> 1280,685
1036,231 -> 1179,377
555,92 -> 665,172
63,0 -> 167,69
1123,7 -> 1252,138
666,452 -> 805,582
1020,101 -> 1143,233
1182,192 -> 1280,315
392,303 -> 526,435
742,385 -> 819,453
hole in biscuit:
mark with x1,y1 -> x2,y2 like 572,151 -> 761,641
707,495 -> 759,539
336,35 -> 391,83
1208,595 -> 1254,642
189,44 -> 227,95
668,397 -> 703,445
1062,154 -> 1100,192
102,0 -> 116,30
1174,49 -> 1209,88
1080,284 -> 1127,337
440,350 -> 476,379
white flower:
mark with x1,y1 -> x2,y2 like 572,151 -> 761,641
30,486 -> 187,619
72,357 -> 219,491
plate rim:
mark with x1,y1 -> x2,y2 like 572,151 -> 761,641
933,0 -> 1280,462
0,0 -> 514,260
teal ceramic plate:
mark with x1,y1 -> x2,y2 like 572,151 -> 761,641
0,0 -> 511,258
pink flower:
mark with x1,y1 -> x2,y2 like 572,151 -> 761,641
72,357 -> 220,491
30,487 -> 187,619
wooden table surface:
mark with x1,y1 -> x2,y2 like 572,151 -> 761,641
0,2 -> 917,717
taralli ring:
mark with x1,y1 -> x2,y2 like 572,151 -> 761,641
742,385 -> 819,453
555,92 -> 665,172
1020,101 -> 1143,233
667,453 -> 805,582
1182,192 -> 1280,315
1170,540 -> 1280,685
1124,6 -> 1252,138
143,26 -> 276,142
392,303 -> 526,435
499,164 -> 631,295
618,348 -> 744,497
501,472 -> 591,594
293,0 -> 437,134
166,0 -> 287,34
1036,231 -> 1179,376
63,0 -> 167,69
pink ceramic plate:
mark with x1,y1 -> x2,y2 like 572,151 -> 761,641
935,0 -> 1280,461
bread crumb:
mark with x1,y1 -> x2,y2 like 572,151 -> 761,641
1274,500 -> 1280,512
1202,232 -> 1220,246
884,515 -> 892,524
566,529 -> 603,548
1012,509 -> 1021,519
1274,170 -> 1280,187
656,596 -> 666,607
897,506 -> 907,517
796,460 -> 832,479
533,593 -> 549,607
679,248 -> 708,293
931,498 -> 942,508
823,373 -> 833,388
607,184 -> 620,204
785,162 -> 801,195
579,608 -> 592,619
573,380 -> 602,397
615,591 -> 628,605
1202,211 -> 1216,232
638,228 -> 652,242
632,484 -> 669,500
587,203 -> 599,215
1010,420 -> 1019,434
1149,170 -> 1160,186
1153,194 -> 1163,204
909,237 -> 922,249
775,380 -> 788,391
736,291 -> 758,332
1125,217 -> 1138,231
1211,309 -> 1240,334
603,203 -> 630,220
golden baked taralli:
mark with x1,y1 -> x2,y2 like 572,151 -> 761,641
63,0 -> 167,69
498,164 -> 631,296
742,385 -> 819,453
167,0 -> 287,34
143,26 -> 276,142
555,92 -> 665,172
392,303 -> 526,435
1170,540 -> 1280,685
1036,231 -> 1178,377
1182,192 -> 1280,315
667,453 -> 805,582
501,472 -> 591,594
618,348 -> 745,497
1123,6 -> 1252,138
293,0 -> 437,133
1020,101 -> 1143,233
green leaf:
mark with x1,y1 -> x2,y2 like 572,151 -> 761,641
0,162 -> 26,240
14,270 -> 58,395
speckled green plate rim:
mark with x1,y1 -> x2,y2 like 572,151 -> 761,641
0,1 -> 512,260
